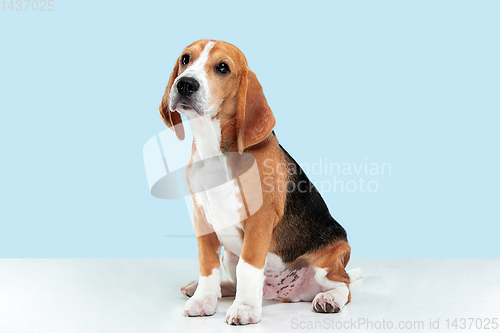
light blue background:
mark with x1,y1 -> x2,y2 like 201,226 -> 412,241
1,1 -> 499,258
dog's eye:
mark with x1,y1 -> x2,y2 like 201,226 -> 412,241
216,62 -> 230,74
181,55 -> 190,66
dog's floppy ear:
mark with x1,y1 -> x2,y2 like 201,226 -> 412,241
159,59 -> 185,141
236,68 -> 276,154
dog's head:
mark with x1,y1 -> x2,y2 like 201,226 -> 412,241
159,39 -> 275,153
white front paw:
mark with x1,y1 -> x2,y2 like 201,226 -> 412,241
184,294 -> 219,317
225,302 -> 261,325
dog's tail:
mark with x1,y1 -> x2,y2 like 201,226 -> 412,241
347,268 -> 362,283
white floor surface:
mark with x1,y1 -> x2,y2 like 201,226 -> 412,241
0,258 -> 499,332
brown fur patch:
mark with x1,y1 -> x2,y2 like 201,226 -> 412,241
196,232 -> 221,277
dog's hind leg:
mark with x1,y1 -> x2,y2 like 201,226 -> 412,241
180,280 -> 198,297
307,241 -> 352,313
220,248 -> 238,296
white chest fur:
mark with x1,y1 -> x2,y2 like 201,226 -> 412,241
187,116 -> 244,256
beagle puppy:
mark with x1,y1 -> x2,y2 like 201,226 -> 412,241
159,39 -> 359,325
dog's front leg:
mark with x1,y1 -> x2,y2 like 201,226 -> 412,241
184,209 -> 222,317
225,209 -> 276,325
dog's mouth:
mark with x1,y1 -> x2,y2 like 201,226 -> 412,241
173,103 -> 203,117
173,102 -> 209,118
174,103 -> 196,113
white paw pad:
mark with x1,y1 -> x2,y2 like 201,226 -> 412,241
225,303 -> 261,325
184,294 -> 218,317
180,280 -> 198,297
312,292 -> 343,313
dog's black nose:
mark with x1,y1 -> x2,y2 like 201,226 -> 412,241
177,77 -> 200,97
